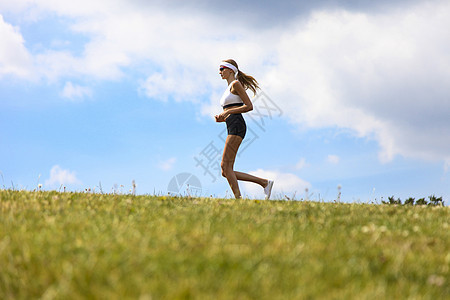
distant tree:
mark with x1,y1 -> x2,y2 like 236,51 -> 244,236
404,197 -> 415,206
416,198 -> 427,206
428,195 -> 444,206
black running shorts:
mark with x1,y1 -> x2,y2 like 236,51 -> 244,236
226,113 -> 246,139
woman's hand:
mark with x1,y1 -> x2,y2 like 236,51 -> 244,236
215,111 -> 229,122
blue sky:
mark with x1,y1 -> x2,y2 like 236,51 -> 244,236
1,0 -> 449,202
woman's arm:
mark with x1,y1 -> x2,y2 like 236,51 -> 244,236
217,81 -> 253,121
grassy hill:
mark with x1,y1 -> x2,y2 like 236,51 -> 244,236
0,190 -> 448,299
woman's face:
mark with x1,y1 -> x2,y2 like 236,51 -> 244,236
219,66 -> 233,79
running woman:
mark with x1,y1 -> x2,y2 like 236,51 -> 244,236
215,59 -> 274,199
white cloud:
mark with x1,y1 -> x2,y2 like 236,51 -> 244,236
0,15 -> 32,78
327,155 -> 340,164
158,157 -> 177,171
444,159 -> 450,174
61,81 -> 92,100
241,169 -> 311,199
295,158 -> 307,170
264,1 -> 450,164
45,165 -> 81,187
139,72 -> 201,103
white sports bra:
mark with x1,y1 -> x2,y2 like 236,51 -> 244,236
220,80 -> 243,107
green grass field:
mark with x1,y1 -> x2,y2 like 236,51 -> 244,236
0,190 -> 448,299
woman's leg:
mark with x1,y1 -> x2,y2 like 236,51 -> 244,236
221,135 -> 243,198
234,171 -> 268,187
221,135 -> 271,198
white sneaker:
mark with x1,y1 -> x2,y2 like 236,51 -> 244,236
264,180 -> 274,200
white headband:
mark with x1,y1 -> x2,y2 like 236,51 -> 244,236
220,62 -> 239,78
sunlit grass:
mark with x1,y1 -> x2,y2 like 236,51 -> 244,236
0,190 -> 448,299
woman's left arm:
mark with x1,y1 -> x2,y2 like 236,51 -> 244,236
219,81 -> 253,119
